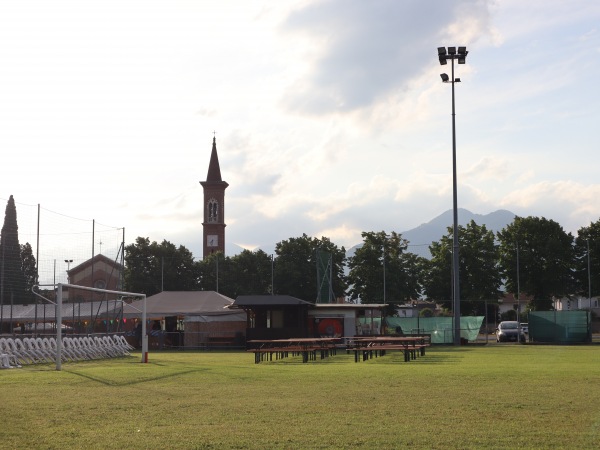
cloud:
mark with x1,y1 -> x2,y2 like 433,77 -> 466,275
462,156 -> 510,182
490,0 -> 600,44
280,0 -> 494,115
500,181 -> 600,233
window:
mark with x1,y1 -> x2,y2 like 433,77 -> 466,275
208,198 -> 218,223
94,279 -> 106,289
270,310 -> 284,328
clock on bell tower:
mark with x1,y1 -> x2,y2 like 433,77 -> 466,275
201,136 -> 228,258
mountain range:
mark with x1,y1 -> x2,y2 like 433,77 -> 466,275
347,208 -> 516,259
226,208 -> 516,259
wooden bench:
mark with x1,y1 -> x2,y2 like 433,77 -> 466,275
247,346 -> 317,363
347,337 -> 430,363
246,339 -> 337,364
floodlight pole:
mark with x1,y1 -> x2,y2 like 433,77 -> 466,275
587,238 -> 591,305
451,55 -> 460,346
56,283 -> 63,371
517,241 -> 521,342
438,46 -> 468,346
383,247 -> 386,306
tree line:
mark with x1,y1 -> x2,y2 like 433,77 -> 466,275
1,189 -> 597,315
122,216 -> 600,315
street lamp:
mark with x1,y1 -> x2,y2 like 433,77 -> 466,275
382,233 -> 391,308
438,46 -> 468,346
64,259 -> 73,283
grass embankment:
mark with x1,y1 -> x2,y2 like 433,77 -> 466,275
1,346 -> 600,449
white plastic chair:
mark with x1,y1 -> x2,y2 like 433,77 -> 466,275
20,338 -> 46,362
63,337 -> 86,361
7,338 -> 36,365
23,337 -> 53,363
40,338 -> 57,360
109,335 -> 128,357
35,338 -> 56,361
0,338 -> 21,368
80,337 -> 102,359
73,337 -> 95,360
47,337 -> 75,362
114,334 -> 134,352
100,336 -> 121,357
91,336 -> 110,358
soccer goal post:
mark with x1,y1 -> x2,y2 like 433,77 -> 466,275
33,283 -> 147,371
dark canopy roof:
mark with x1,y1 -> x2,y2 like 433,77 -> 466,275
124,291 -> 238,317
233,295 -> 314,308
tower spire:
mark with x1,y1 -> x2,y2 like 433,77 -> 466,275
201,135 -> 228,258
206,136 -> 223,182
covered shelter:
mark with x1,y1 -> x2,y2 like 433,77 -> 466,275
308,303 -> 387,337
232,295 -> 388,342
232,295 -> 313,341
123,291 -> 246,349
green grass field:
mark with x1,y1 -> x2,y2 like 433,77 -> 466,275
2,345 -> 600,449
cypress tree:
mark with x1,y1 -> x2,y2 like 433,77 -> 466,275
0,195 -> 31,305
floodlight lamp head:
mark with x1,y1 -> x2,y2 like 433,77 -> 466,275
438,47 -> 448,65
448,46 -> 456,55
455,78 -> 461,83
440,73 -> 449,82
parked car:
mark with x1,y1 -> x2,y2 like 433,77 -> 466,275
520,323 -> 529,334
496,321 -> 526,343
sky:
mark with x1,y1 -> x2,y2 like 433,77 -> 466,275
1,0 -> 599,276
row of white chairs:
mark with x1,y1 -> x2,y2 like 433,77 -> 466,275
0,335 -> 134,368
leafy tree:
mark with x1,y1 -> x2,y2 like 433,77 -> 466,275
124,237 -> 199,296
230,249 -> 272,296
424,220 -> 501,315
422,234 -> 452,304
273,234 -> 347,301
574,220 -> 600,298
0,195 -> 31,305
199,249 -> 272,298
21,242 -> 38,295
497,216 -> 574,311
198,251 -> 225,294
420,307 -> 434,318
347,231 -> 424,312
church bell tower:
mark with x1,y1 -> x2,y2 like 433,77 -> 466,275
201,136 -> 228,258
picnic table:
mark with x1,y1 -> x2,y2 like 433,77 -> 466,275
247,337 -> 341,364
345,335 -> 430,363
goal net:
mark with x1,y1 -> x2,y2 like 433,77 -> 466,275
32,283 -> 147,371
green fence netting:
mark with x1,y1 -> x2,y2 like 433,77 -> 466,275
528,310 -> 591,344
385,316 -> 484,344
